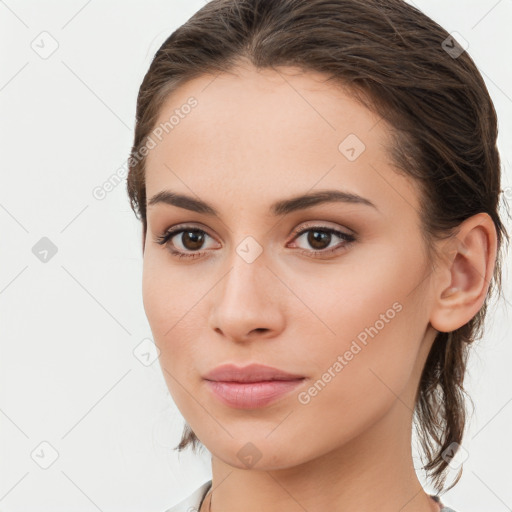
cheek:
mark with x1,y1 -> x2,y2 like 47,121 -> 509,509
142,250 -> 200,336
142,263 -> 202,413
295,243 -> 425,348
295,244 -> 429,401
142,254 -> 198,372
288,302 -> 425,461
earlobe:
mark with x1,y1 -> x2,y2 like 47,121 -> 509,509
429,213 -> 497,333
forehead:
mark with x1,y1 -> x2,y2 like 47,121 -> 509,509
144,64 -> 420,220
150,64 -> 383,153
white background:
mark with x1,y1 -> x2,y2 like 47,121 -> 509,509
0,1 -> 511,511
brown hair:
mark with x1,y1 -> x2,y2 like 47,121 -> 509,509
126,0 -> 510,493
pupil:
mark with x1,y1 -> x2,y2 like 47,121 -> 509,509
183,230 -> 204,250
308,230 -> 330,249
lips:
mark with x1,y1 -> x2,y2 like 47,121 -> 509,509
205,380 -> 304,408
203,363 -> 305,383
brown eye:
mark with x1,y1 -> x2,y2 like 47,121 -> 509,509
155,226 -> 217,259
291,225 -> 356,258
179,230 -> 206,251
306,230 -> 332,250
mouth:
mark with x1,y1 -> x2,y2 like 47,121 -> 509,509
202,363 -> 306,408
204,378 -> 305,409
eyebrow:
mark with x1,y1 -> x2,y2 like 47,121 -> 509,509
147,189 -> 378,217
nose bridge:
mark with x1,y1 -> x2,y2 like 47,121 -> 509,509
210,241 -> 284,340
218,225 -> 270,297
220,245 -> 272,309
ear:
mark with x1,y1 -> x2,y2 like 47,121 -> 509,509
429,213 -> 497,333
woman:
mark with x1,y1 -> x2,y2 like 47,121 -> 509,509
126,0 -> 509,510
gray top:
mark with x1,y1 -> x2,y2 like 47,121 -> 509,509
430,493 -> 458,512
164,480 -> 459,512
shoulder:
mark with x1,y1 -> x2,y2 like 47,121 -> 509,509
163,480 -> 212,512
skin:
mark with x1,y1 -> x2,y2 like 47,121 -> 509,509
141,62 -> 497,512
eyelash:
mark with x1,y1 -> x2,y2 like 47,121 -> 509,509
154,223 -> 356,260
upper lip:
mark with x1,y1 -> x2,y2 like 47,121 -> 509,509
203,363 -> 305,383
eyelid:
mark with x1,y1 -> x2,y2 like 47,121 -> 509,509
158,222 -> 215,237
290,220 -> 355,238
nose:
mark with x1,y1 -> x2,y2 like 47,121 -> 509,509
209,253 -> 286,343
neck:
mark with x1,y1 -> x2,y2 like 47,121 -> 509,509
206,398 -> 440,512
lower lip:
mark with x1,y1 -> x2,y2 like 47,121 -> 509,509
205,379 -> 305,409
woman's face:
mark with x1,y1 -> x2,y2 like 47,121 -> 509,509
142,64 -> 439,469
